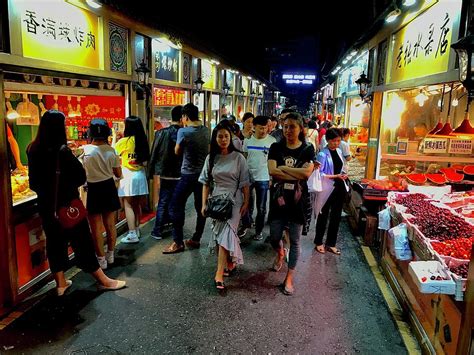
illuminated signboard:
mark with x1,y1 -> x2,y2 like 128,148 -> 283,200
20,0 -> 100,69
282,74 -> 316,85
153,87 -> 186,106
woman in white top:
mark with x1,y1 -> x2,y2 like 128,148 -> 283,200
83,119 -> 122,270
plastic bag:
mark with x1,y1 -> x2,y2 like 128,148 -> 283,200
388,223 -> 412,261
307,168 -> 322,193
378,207 -> 391,230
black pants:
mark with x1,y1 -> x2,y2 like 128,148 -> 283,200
314,183 -> 346,247
42,216 -> 100,274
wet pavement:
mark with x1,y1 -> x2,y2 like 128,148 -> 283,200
0,202 -> 410,354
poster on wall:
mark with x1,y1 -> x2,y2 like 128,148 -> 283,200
155,40 -> 179,82
109,22 -> 128,73
134,32 -> 150,72
202,60 -> 215,89
182,53 -> 191,84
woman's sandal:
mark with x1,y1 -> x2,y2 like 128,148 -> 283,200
315,245 -> 326,254
326,246 -> 341,255
215,280 -> 225,290
223,268 -> 236,277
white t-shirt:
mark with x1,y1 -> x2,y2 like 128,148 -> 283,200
83,144 -> 120,183
340,140 -> 351,159
243,135 -> 276,182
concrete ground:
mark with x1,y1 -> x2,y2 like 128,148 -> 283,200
0,202 -> 410,354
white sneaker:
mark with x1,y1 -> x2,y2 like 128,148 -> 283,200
97,256 -> 107,270
106,250 -> 114,264
121,231 -> 139,244
136,229 -> 141,238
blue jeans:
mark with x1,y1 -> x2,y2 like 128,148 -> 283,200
152,179 -> 179,236
242,181 -> 269,234
169,173 -> 206,246
270,219 -> 302,270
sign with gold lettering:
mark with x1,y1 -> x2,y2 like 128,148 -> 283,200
388,1 -> 461,84
153,87 -> 186,106
19,0 -> 100,69
448,139 -> 473,155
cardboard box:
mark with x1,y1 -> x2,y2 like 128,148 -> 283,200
408,261 -> 455,295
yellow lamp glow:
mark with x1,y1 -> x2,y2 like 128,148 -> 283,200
415,90 -> 428,107
6,102 -> 20,120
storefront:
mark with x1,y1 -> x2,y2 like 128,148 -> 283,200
359,1 -> 474,353
0,0 -> 134,314
153,86 -> 189,129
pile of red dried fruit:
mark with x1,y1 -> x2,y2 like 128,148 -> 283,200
395,194 -> 474,241
431,238 -> 473,259
450,264 -> 469,278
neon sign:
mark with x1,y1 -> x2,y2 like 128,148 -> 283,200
282,74 -> 316,85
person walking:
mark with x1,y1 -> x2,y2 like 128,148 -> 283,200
115,116 -> 150,243
240,115 -> 276,240
313,128 -> 348,255
271,108 -> 294,143
163,103 -> 210,254
267,112 -> 315,295
241,112 -> 254,139
339,127 -> 352,162
199,122 -> 250,291
27,110 -> 125,295
82,119 -> 122,270
148,106 -> 183,240
306,119 -> 319,149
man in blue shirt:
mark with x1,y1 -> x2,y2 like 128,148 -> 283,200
163,103 -> 210,254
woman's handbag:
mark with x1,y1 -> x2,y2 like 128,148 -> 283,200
205,193 -> 234,221
343,177 -> 352,204
307,168 -> 322,193
54,146 -> 87,229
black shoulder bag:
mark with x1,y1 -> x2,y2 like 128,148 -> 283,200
204,156 -> 240,221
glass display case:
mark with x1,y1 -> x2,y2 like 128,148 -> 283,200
377,84 -> 474,178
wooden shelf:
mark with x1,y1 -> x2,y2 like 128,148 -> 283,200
381,154 -> 474,163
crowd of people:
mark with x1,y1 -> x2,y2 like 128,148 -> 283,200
27,104 -> 352,297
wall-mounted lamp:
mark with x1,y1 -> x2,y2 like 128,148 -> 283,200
386,8 -> 401,23
194,77 -> 205,93
5,93 -> 19,120
355,72 -> 372,102
223,82 -> 230,96
239,87 -> 246,97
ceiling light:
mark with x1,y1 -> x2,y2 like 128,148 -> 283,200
85,0 -> 102,9
452,98 -> 459,107
386,8 -> 401,23
342,59 -> 348,64
403,0 -> 416,6
350,50 -> 357,56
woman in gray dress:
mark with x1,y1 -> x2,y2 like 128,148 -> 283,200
199,123 -> 250,291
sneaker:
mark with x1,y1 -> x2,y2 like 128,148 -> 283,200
106,250 -> 114,265
97,256 -> 107,270
121,231 -> 139,244
253,233 -> 264,241
237,226 -> 249,238
151,232 -> 163,240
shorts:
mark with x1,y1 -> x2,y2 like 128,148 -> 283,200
87,178 -> 121,214
118,167 -> 149,197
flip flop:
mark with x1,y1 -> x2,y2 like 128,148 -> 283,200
326,246 -> 341,255
315,245 -> 326,254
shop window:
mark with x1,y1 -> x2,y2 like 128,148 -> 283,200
378,84 -> 473,178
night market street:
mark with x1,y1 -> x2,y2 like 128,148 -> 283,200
0,202 -> 414,354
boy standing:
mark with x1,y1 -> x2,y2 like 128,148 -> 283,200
240,116 -> 276,240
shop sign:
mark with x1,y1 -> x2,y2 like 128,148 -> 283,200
202,60 -> 215,89
19,0 -> 100,69
336,54 -> 368,96
153,87 -> 186,106
211,94 -> 220,111
154,39 -> 179,82
388,1 -> 460,84
423,137 -> 448,153
182,53 -> 191,84
448,139 -> 473,154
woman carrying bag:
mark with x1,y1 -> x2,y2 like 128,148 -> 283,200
27,110 -> 125,296
267,113 -> 315,296
199,122 -> 250,292
313,128 -> 348,255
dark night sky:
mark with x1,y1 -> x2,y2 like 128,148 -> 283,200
103,0 -> 386,108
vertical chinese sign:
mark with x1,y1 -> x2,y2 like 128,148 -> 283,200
109,22 -> 128,73
202,60 -> 215,90
154,39 -> 179,82
388,1 -> 460,84
20,0 -> 100,69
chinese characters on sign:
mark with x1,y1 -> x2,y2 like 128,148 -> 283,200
448,139 -> 473,155
153,88 -> 186,106
155,47 -> 179,82
389,1 -> 459,84
423,138 -> 448,154
20,0 -> 100,69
